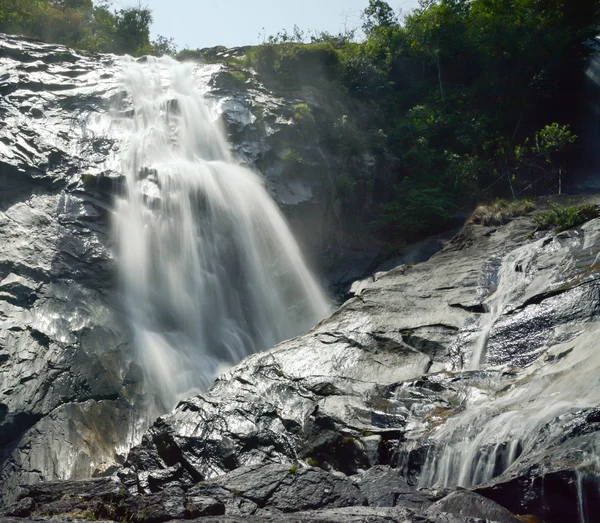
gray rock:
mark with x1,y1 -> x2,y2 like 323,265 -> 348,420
121,204 -> 600,522
356,466 -> 431,509
427,490 -> 521,522
267,467 -> 366,512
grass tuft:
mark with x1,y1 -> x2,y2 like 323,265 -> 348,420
470,198 -> 534,226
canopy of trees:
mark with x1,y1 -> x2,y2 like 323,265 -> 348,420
242,0 -> 600,241
0,0 -> 173,55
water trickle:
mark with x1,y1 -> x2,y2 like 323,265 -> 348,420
113,57 -> 330,411
469,249 -> 528,370
419,232 -> 600,522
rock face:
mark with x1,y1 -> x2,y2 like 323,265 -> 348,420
108,207 -> 600,522
0,33 -> 385,505
3,468 -> 520,522
1,32 -> 600,523
0,34 -> 144,503
6,203 -> 596,521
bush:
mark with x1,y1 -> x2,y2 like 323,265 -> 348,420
293,103 -> 312,122
374,180 -> 455,242
0,0 -> 155,56
533,203 -> 599,231
227,70 -> 247,85
336,174 -> 354,198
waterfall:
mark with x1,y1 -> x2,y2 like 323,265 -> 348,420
113,57 -> 330,411
419,234 -> 600,521
468,250 -> 526,370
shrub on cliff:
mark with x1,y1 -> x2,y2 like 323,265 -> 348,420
0,0 -> 171,56
534,203 -> 600,231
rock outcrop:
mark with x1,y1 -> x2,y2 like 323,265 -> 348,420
0,32 -> 386,505
97,207 -> 597,522
5,201 -> 599,521
0,33 -> 144,503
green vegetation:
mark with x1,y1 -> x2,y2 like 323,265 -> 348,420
239,0 -> 599,243
470,199 -> 535,226
226,70 -> 247,85
534,203 -> 600,231
305,457 -> 319,467
293,103 -> 312,122
0,0 -> 174,56
374,181 -> 454,241
287,464 -> 299,477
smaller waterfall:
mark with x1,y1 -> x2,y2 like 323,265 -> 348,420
420,323 -> 600,490
419,235 -> 600,523
469,251 -> 527,370
113,57 -> 330,412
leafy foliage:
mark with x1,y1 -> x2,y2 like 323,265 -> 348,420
534,203 -> 599,231
374,179 -> 455,241
243,0 -> 599,242
0,0 -> 172,56
362,0 -> 398,35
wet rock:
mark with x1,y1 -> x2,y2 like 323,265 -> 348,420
355,466 -> 431,509
427,490 -> 521,522
267,467 -> 366,512
0,32 -> 144,504
475,432 -> 600,523
120,206 -> 600,522
3,477 -> 122,518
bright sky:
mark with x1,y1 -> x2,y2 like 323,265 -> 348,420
114,0 -> 422,50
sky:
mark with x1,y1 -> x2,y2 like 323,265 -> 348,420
113,0 -> 422,50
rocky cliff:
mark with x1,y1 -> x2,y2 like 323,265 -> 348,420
4,194 -> 600,522
1,33 -> 600,523
0,32 -> 379,505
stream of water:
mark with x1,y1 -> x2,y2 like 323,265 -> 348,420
418,234 -> 600,521
113,57 -> 329,411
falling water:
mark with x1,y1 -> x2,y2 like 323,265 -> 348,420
419,232 -> 600,521
468,250 -> 527,370
113,57 -> 330,411
419,323 -> 600,488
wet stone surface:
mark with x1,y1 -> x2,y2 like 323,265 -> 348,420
1,33 -> 600,523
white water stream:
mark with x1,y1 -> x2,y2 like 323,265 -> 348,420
468,250 -> 527,370
418,232 -> 600,521
113,57 -> 329,411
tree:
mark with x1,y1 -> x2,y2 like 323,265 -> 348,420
515,124 -> 578,194
153,34 -> 178,56
115,6 -> 152,55
51,0 -> 93,10
362,0 -> 398,36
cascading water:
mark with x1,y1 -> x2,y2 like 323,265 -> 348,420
468,250 -> 527,370
113,57 -> 330,412
418,232 -> 600,521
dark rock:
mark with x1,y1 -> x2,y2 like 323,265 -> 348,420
427,490 -> 521,522
266,467 -> 366,512
475,434 -> 600,523
356,466 -> 431,509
